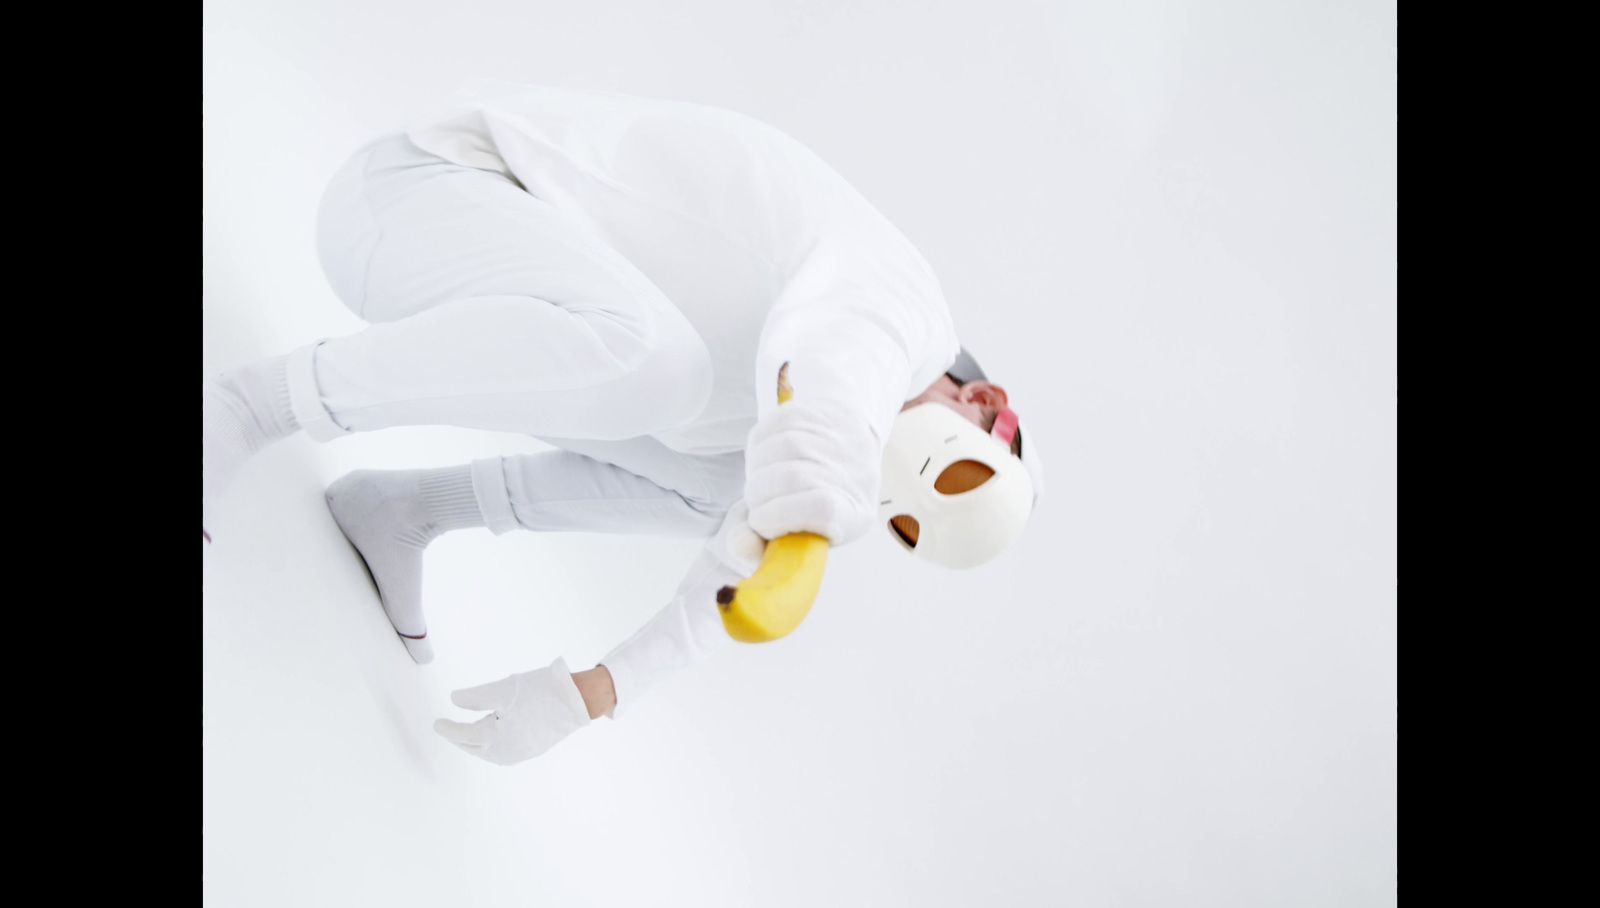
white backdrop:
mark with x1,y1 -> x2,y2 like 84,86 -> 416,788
202,2 -> 1397,905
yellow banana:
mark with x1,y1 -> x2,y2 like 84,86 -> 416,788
716,531 -> 829,642
716,363 -> 830,643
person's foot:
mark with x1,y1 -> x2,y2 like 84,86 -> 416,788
202,375 -> 266,543
203,357 -> 297,543
325,467 -> 484,664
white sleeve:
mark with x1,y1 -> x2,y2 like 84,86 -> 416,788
598,503 -> 764,717
751,262 -> 923,448
739,256 -> 958,547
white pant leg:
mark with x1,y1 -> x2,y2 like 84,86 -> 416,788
470,436 -> 745,538
291,134 -> 713,442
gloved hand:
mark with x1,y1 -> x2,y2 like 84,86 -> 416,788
743,400 -> 880,546
433,656 -> 592,765
706,499 -> 767,577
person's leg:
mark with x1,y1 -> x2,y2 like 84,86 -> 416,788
203,133 -> 714,537
490,436 -> 747,537
204,135 -> 394,535
325,438 -> 744,663
298,132 -> 713,440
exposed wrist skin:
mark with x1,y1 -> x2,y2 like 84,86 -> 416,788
572,665 -> 617,719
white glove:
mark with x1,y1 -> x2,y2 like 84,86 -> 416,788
706,500 -> 767,576
743,400 -> 880,546
433,656 -> 592,765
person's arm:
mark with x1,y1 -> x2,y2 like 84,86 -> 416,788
741,260 -> 938,546
597,502 -> 765,716
755,267 -> 916,442
433,505 -> 762,762
597,264 -> 951,711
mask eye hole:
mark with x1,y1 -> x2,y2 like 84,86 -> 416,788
889,515 -> 920,549
934,460 -> 995,494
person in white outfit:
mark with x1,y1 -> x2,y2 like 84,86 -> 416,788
203,83 -> 1043,766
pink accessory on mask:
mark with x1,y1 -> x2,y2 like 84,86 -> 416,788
991,407 -> 1019,446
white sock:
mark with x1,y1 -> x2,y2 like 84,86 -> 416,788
325,466 -> 487,664
204,356 -> 298,542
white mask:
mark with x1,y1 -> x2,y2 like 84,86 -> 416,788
877,402 -> 1037,569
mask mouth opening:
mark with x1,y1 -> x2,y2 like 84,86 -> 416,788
889,514 -> 920,550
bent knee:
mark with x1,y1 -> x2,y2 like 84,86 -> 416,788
315,146 -> 383,318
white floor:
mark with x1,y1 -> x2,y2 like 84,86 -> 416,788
204,2 -> 1397,905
